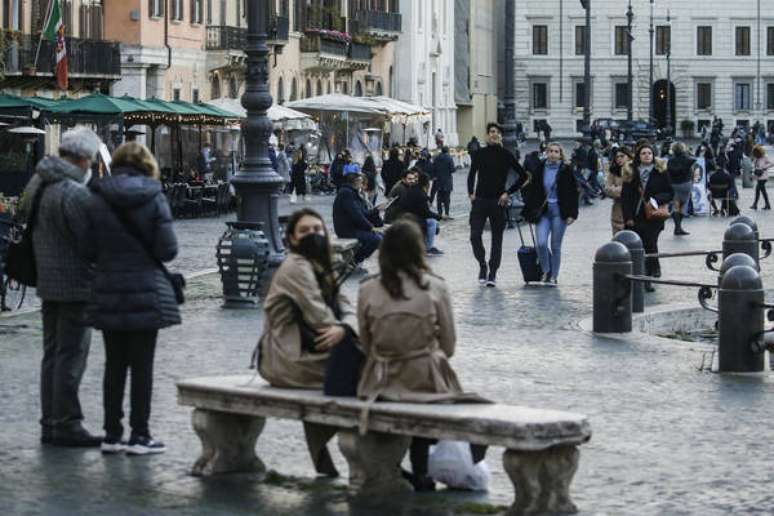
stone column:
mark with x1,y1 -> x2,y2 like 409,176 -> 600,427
190,409 -> 266,476
502,445 -> 580,514
337,430 -> 412,496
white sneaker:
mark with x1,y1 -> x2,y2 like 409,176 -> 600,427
101,438 -> 127,454
126,435 -> 166,455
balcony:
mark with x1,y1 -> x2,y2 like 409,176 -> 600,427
301,33 -> 370,72
2,34 -> 120,86
205,17 -> 289,51
348,42 -> 371,63
350,10 -> 402,41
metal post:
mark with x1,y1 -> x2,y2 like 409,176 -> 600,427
583,0 -> 592,130
718,253 -> 758,285
626,0 -> 634,122
718,265 -> 765,372
593,242 -> 633,333
502,0 -> 518,155
613,230 -> 645,313
723,223 -> 759,265
231,0 -> 285,265
649,0 -> 654,125
731,215 -> 759,242
664,10 -> 672,137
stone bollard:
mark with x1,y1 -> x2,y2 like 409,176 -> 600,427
613,230 -> 645,313
718,265 -> 765,372
730,215 -> 760,262
723,223 -> 758,265
718,253 -> 759,285
593,242 -> 633,333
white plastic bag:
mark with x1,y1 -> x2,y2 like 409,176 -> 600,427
427,440 -> 490,491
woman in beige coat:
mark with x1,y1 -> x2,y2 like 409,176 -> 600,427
357,219 -> 483,491
604,147 -> 631,235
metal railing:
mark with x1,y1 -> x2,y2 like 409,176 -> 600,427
206,17 -> 289,51
348,42 -> 371,61
300,34 -> 348,57
350,10 -> 402,33
3,35 -> 120,77
644,249 -> 724,271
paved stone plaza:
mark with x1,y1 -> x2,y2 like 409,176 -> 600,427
4,176 -> 774,515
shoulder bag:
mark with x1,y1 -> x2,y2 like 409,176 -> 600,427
640,187 -> 670,222
98,193 -> 186,304
4,184 -> 48,287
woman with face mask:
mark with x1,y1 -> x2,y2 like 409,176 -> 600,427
621,143 -> 674,292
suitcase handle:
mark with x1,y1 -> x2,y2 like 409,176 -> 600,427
516,220 -> 537,247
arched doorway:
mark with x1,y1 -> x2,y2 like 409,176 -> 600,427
653,80 -> 676,130
354,80 -> 363,97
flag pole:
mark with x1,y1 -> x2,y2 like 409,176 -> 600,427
33,0 -> 55,69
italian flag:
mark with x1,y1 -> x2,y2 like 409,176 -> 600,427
42,0 -> 67,90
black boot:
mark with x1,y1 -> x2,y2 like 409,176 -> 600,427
673,213 -> 689,236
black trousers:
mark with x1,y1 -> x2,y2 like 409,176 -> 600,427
102,329 -> 158,439
436,190 -> 451,216
323,333 -> 364,397
41,301 -> 91,433
469,198 -> 507,273
633,221 -> 662,277
754,179 -> 770,208
291,172 -> 307,196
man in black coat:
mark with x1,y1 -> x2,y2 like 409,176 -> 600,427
431,146 -> 455,218
333,173 -> 382,264
467,122 -> 528,287
330,151 -> 347,191
398,172 -> 443,255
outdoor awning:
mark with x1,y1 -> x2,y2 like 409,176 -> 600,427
206,97 -> 317,131
369,96 -> 431,124
285,94 -> 386,115
46,93 -> 150,115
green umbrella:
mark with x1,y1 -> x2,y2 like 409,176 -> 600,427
46,92 -> 147,115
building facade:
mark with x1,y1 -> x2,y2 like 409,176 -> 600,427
513,0 -> 774,138
455,0 -> 498,146
395,0 -> 458,147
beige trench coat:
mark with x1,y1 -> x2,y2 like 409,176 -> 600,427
258,252 -> 358,389
605,170 -> 625,235
356,272 -> 481,405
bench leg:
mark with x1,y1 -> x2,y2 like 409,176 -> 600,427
191,409 -> 266,477
502,445 -> 580,515
337,430 -> 413,496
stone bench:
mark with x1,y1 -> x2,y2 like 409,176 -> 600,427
177,375 -> 591,514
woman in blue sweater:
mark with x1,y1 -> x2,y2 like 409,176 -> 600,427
522,142 -> 579,284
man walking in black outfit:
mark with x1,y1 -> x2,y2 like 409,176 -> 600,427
467,122 -> 528,287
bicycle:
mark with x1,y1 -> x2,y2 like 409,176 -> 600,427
0,219 -> 27,312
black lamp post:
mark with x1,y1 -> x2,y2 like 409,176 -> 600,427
665,9 -> 672,137
502,0 -> 518,155
648,0 -> 655,125
626,0 -> 634,122
581,0 -> 591,132
231,0 -> 285,265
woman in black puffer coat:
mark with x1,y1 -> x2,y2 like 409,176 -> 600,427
83,142 -> 180,455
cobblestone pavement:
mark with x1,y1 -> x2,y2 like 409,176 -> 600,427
5,168 -> 774,515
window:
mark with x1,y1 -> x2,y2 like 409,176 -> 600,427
316,80 -> 322,96
614,83 -> 629,110
697,82 -> 712,110
532,25 -> 548,55
306,79 -> 312,98
171,0 -> 183,21
656,26 -> 670,56
735,82 -> 752,111
206,0 -> 211,24
211,77 -> 220,99
191,0 -> 203,24
375,82 -> 383,96
327,81 -> 332,94
736,26 -> 751,56
276,77 -> 284,104
614,26 -> 630,55
532,81 -> 548,110
697,26 -> 712,56
768,83 -> 774,111
290,78 -> 297,100
149,0 -> 164,18
768,27 -> 774,56
575,26 -> 586,56
79,1 -> 103,40
3,0 -> 22,30
229,77 -> 238,98
192,89 -> 200,104
173,88 -> 181,101
575,82 -> 586,109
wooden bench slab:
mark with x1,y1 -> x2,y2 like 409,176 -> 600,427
177,375 -> 591,514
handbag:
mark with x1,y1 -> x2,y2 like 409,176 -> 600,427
97,193 -> 186,304
4,184 -> 47,287
640,188 -> 670,222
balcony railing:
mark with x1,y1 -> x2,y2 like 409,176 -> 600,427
206,17 -> 289,51
3,35 -> 120,77
351,10 -> 402,34
348,42 -> 371,61
300,34 -> 348,57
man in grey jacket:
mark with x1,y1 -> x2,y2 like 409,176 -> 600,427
23,127 -> 102,447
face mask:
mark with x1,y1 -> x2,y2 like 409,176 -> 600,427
296,232 -> 329,266
82,167 -> 92,185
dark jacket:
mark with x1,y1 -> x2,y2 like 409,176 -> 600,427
381,157 -> 404,194
523,151 -> 544,175
708,170 -> 734,198
667,153 -> 695,184
467,144 -> 526,199
431,152 -> 455,192
333,184 -> 374,238
83,168 -> 181,331
330,157 -> 345,187
398,185 -> 440,228
521,161 -> 579,222
621,160 -> 674,229
22,156 -> 92,302
385,181 -> 409,223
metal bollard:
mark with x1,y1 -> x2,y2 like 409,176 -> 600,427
730,215 -> 759,240
723,223 -> 758,265
613,230 -> 645,313
718,253 -> 759,285
593,242 -> 633,333
718,265 -> 765,372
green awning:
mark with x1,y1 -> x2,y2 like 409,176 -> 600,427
46,92 -> 148,115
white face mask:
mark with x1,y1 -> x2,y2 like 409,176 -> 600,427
81,167 -> 92,184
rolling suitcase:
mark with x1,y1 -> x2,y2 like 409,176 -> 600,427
516,222 -> 543,283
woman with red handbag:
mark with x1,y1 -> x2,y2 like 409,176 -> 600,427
621,142 -> 673,292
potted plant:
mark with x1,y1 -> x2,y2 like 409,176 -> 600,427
680,119 -> 695,138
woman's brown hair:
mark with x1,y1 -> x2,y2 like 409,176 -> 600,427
752,144 -> 767,159
379,218 -> 429,299
111,142 -> 160,179
285,208 -> 337,302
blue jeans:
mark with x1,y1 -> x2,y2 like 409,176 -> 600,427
353,230 -> 382,263
535,203 -> 567,279
425,218 -> 438,250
